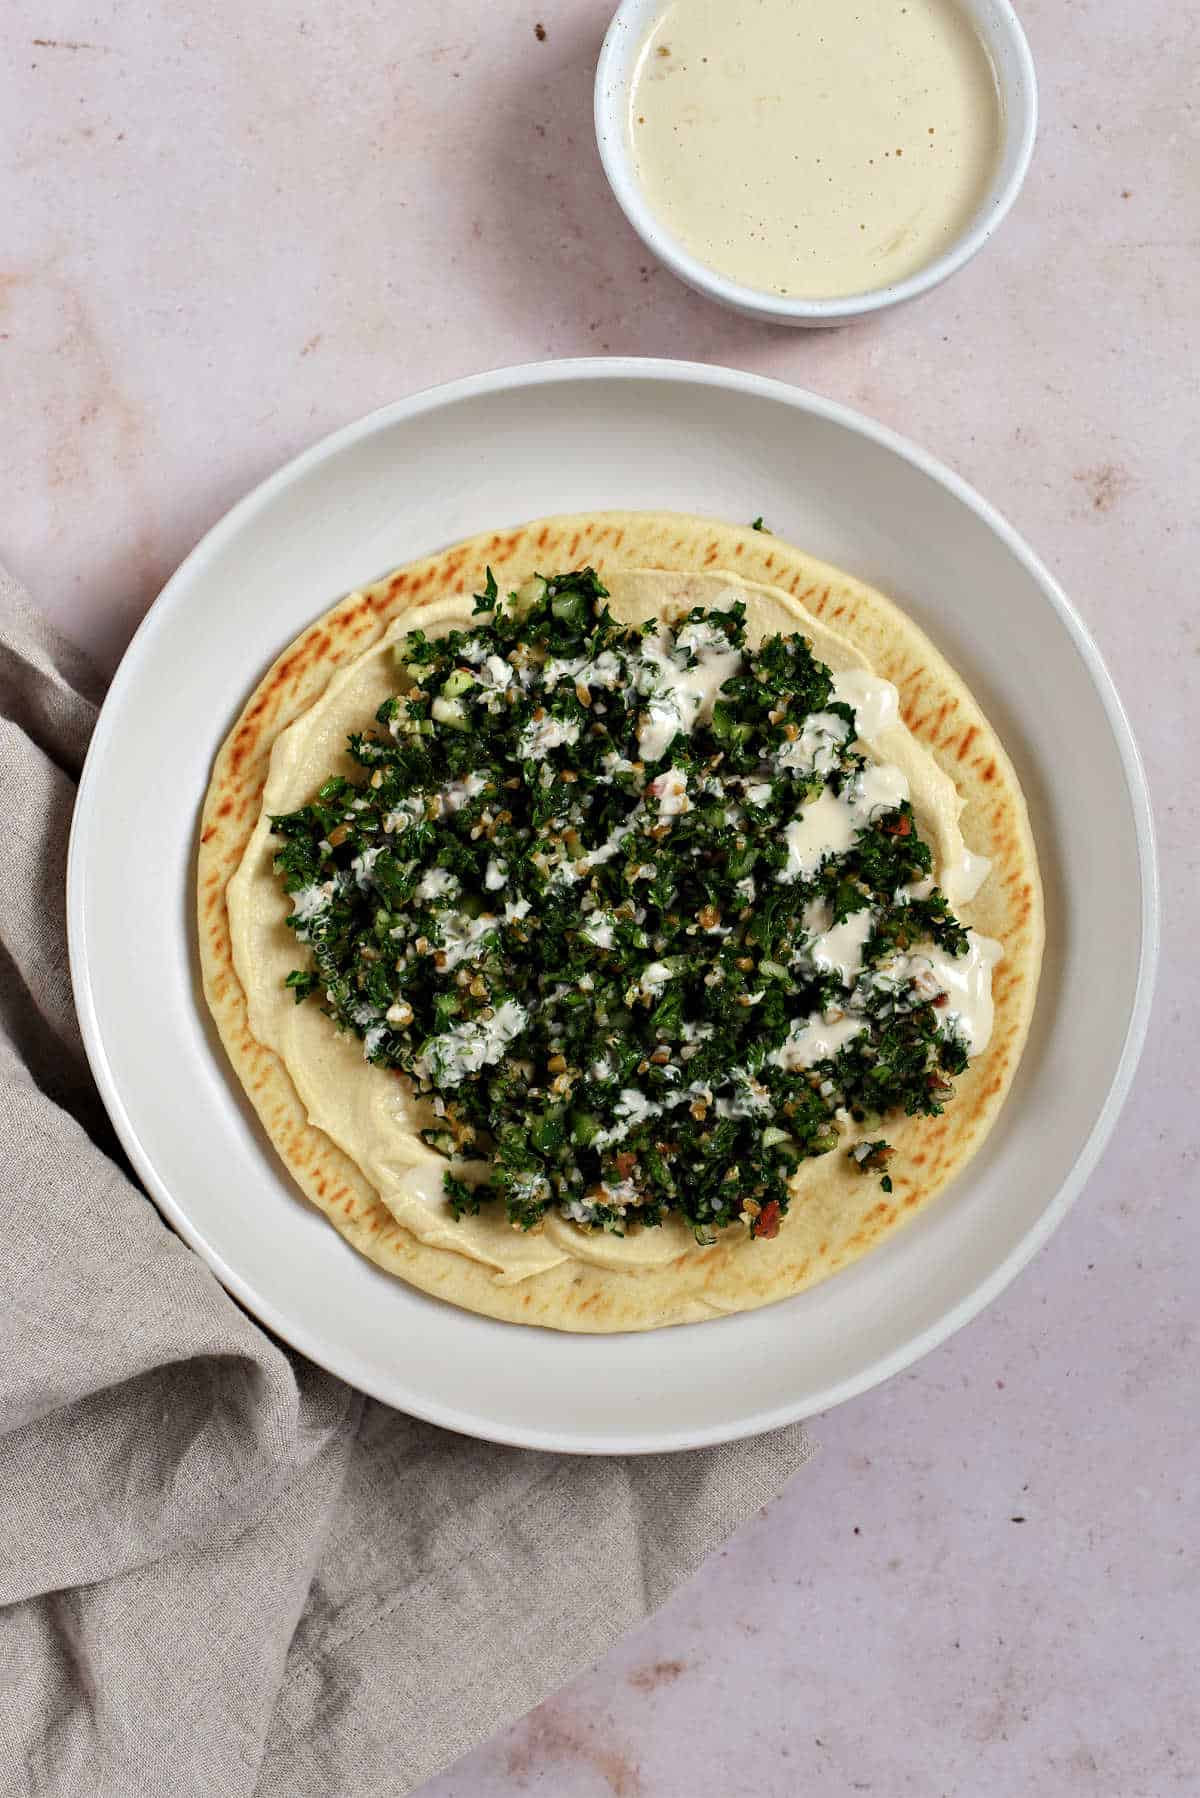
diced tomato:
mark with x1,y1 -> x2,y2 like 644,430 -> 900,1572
753,1199 -> 782,1239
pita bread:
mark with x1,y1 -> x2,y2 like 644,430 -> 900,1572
198,513 -> 1042,1331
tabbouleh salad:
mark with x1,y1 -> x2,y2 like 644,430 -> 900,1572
270,569 -> 977,1244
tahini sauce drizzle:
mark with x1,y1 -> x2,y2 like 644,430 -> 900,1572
630,0 -> 1002,299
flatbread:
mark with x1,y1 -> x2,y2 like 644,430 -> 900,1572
198,513 -> 1043,1331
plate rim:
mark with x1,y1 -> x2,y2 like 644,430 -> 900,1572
67,356 -> 1160,1452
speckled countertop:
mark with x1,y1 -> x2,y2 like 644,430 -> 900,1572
3,2 -> 1195,1792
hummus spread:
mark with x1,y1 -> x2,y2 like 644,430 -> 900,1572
227,570 -> 993,1284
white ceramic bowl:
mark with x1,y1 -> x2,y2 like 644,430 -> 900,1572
69,359 -> 1156,1453
595,0 -> 1038,327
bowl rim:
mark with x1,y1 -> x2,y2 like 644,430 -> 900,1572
594,0 -> 1039,323
68,357 -> 1158,1452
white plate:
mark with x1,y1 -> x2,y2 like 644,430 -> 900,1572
68,359 -> 1158,1454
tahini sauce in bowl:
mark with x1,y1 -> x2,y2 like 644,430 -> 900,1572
628,0 -> 1003,302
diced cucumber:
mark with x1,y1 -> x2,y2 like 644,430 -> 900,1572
511,576 -> 547,615
431,696 -> 468,730
569,1110 -> 601,1148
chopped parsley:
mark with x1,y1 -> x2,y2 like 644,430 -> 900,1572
271,569 -> 982,1242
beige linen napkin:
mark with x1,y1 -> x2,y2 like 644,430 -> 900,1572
0,566 -> 814,1798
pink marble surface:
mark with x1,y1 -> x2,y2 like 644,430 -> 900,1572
3,2 -> 1196,1792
